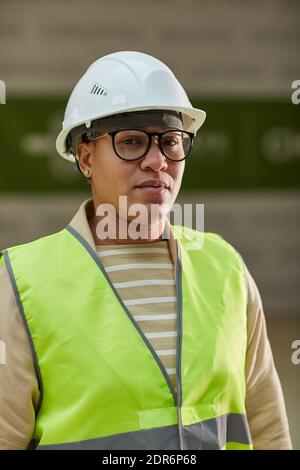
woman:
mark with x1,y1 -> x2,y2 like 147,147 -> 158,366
0,51 -> 292,450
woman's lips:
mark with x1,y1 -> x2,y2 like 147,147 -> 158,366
135,179 -> 170,192
135,185 -> 169,193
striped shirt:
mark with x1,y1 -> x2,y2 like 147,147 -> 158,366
95,240 -> 177,392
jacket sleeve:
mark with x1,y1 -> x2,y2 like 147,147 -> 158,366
0,258 -> 40,450
243,260 -> 293,449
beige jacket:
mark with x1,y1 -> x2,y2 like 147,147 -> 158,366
0,198 -> 293,450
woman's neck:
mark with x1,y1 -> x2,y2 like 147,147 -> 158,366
89,213 -> 168,246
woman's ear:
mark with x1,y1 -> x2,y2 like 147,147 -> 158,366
76,141 -> 93,177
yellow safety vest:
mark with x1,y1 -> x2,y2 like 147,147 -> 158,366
2,224 -> 252,450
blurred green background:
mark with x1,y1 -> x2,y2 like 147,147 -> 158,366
0,98 -> 299,192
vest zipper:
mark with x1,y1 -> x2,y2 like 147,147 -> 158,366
175,241 -> 185,450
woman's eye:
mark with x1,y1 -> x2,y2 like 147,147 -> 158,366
163,138 -> 178,146
122,138 -> 140,145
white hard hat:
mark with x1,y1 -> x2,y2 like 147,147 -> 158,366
56,50 -> 207,162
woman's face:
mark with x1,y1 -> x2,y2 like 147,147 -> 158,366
77,125 -> 185,222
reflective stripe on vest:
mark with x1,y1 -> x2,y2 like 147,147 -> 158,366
3,224 -> 252,450
36,413 -> 251,450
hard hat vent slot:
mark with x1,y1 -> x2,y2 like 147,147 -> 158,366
90,83 -> 107,96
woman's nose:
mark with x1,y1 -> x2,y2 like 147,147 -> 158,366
140,136 -> 168,171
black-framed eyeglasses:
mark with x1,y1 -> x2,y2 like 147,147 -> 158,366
89,128 -> 195,162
